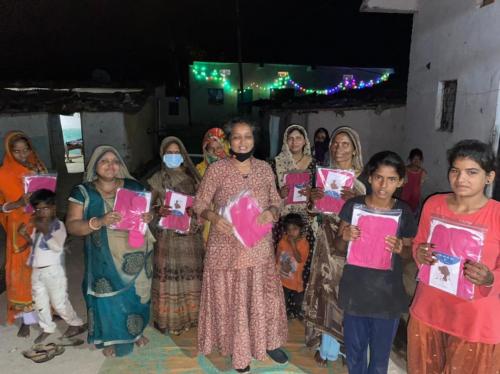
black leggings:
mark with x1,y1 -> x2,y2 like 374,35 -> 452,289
283,287 -> 304,318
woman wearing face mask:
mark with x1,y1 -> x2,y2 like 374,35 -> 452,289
0,131 -> 48,337
193,119 -> 288,373
196,127 -> 229,177
148,137 -> 204,336
195,128 -> 229,243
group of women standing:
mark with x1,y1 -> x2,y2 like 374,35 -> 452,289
0,120 -> 498,373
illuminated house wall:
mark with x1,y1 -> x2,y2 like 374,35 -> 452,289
189,61 -> 393,126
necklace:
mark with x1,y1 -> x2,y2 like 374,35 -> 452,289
293,153 -> 305,165
94,179 -> 119,196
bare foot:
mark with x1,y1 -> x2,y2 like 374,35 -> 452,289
135,335 -> 149,348
102,346 -> 116,358
17,323 -> 30,338
314,350 -> 328,367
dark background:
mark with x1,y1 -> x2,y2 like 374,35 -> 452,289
0,0 -> 413,90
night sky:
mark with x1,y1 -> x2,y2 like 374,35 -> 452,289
0,0 -> 412,86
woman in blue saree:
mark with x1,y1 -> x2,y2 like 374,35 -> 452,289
66,145 -> 155,357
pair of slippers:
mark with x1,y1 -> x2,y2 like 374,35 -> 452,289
22,338 -> 84,364
22,343 -> 65,364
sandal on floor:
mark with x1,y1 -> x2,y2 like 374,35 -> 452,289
22,343 -> 64,363
32,343 -> 65,357
22,348 -> 55,364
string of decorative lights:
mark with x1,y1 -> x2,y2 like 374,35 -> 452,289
191,65 -> 391,97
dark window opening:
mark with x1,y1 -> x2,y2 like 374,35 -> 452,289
439,80 -> 457,132
168,101 -> 179,115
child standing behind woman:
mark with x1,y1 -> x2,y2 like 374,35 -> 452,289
334,151 -> 417,374
276,213 -> 309,320
400,148 -> 427,214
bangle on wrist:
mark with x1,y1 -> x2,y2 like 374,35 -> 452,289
88,217 -> 102,231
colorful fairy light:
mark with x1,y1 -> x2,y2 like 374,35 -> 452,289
191,65 -> 391,97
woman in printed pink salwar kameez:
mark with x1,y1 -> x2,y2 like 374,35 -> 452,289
193,119 -> 288,373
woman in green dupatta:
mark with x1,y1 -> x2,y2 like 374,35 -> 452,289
66,145 -> 155,357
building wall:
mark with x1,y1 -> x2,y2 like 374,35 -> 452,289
123,99 -> 156,172
286,107 -> 407,166
80,112 -> 128,166
0,113 -> 52,168
404,0 -> 500,196
190,62 -> 392,126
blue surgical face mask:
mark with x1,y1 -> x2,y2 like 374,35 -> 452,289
163,153 -> 183,168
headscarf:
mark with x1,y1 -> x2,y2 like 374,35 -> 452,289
1,130 -> 47,175
84,145 -> 134,183
328,126 -> 364,176
273,124 -> 312,187
196,128 -> 229,176
312,127 -> 330,165
159,136 -> 201,182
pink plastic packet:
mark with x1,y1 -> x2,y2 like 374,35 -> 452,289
223,190 -> 273,248
23,174 -> 58,213
110,188 -> 151,235
314,168 -> 355,214
159,190 -> 193,234
283,172 -> 310,205
417,216 -> 485,300
346,204 -> 401,270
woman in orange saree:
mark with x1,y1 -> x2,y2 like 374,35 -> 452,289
0,131 -> 47,337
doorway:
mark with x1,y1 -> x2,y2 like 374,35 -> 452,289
60,113 -> 85,173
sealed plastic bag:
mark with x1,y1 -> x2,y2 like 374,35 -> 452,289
159,189 -> 193,234
110,188 -> 151,235
283,172 -> 310,205
346,204 -> 401,270
223,190 -> 272,248
314,168 -> 355,214
417,216 -> 485,300
23,173 -> 58,213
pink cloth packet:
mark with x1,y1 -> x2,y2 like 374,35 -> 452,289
110,188 -> 151,235
23,174 -> 58,213
159,190 -> 193,234
346,204 -> 401,270
417,216 -> 485,300
283,172 -> 310,205
314,168 -> 355,214
223,190 -> 272,248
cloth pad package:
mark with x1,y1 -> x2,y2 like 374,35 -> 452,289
283,172 -> 310,205
159,189 -> 193,234
110,188 -> 151,248
346,204 -> 401,270
223,190 -> 273,248
417,216 -> 485,300
23,173 -> 58,213
314,168 -> 355,214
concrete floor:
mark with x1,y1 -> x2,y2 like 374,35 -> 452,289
0,235 -> 105,374
0,170 -> 407,373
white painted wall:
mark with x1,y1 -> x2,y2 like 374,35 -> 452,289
80,112 -> 128,165
123,100 -> 156,172
286,107 -> 407,166
0,113 -> 52,168
360,0 -> 418,13
404,0 -> 500,196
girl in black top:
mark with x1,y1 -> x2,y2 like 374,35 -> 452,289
334,151 -> 417,374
